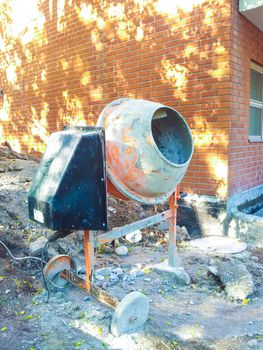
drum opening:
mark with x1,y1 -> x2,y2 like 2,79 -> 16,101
151,108 -> 193,165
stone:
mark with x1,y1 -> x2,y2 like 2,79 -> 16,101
215,259 -> 254,300
108,206 -> 116,214
144,277 -> 151,282
251,256 -> 259,262
125,230 -> 142,243
233,251 -> 251,260
115,246 -> 128,256
153,260 -> 191,286
29,236 -> 48,255
137,271 -> 144,277
96,267 -> 112,276
47,246 -> 59,257
129,270 -> 137,278
109,274 -> 119,283
247,339 -> 259,348
208,265 -> 218,276
95,274 -> 105,281
176,226 -> 190,243
120,263 -> 132,270
101,281 -> 110,289
112,267 -> 124,276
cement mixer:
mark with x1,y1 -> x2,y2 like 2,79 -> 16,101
97,98 -> 193,204
28,98 -> 193,336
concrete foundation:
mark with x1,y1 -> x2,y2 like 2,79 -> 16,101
177,187 -> 263,247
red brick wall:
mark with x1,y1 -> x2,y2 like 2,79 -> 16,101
0,0 -> 232,197
228,0 -> 263,196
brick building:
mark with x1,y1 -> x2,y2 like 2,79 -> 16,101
0,0 -> 262,207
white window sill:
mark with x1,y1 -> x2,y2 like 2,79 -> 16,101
249,136 -> 263,142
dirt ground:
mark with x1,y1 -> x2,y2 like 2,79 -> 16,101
0,147 -> 263,350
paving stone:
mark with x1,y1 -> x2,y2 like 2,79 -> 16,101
29,236 -> 48,255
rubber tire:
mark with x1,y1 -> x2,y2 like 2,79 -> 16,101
111,291 -> 149,337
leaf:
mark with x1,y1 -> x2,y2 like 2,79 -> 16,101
0,276 -> 6,282
1,327 -> 7,331
24,315 -> 33,320
143,267 -> 152,274
243,298 -> 250,305
74,339 -> 85,348
29,347 -> 36,350
20,310 -> 25,315
97,326 -> 103,335
171,340 -> 178,348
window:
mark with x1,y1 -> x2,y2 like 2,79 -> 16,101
249,62 -> 263,141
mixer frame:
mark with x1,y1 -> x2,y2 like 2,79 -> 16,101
84,187 -> 180,291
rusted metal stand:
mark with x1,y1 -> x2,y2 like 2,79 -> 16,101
43,187 -> 180,335
82,187 -> 180,288
168,188 -> 180,268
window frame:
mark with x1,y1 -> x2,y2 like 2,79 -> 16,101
249,62 -> 263,142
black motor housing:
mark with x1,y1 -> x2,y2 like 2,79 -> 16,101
28,127 -> 107,231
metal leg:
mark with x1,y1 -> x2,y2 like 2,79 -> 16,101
168,188 -> 180,268
84,230 -> 95,291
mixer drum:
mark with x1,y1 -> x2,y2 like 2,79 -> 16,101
97,98 -> 193,204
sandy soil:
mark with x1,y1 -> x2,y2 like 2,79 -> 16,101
0,148 -> 263,350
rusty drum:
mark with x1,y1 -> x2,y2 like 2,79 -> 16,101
97,98 -> 193,204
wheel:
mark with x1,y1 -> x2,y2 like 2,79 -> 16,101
111,291 -> 149,337
43,254 -> 77,290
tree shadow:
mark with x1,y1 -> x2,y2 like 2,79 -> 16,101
0,0 -> 230,198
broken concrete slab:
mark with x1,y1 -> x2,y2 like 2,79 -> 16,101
153,260 -> 191,286
215,259 -> 254,300
29,236 -> 48,255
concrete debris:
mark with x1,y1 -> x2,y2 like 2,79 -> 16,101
247,339 -> 260,348
176,226 -> 190,243
208,265 -> 218,276
94,265 -> 148,287
215,259 -> 254,300
251,256 -> 259,262
96,267 -> 113,276
95,274 -> 105,281
115,245 -> 128,256
164,225 -> 190,243
108,206 -> 116,214
29,236 -> 48,255
125,229 -> 142,243
144,277 -> 151,282
154,260 -> 191,286
157,221 -> 169,231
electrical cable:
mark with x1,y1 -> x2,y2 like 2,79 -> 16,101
41,239 -> 50,302
0,239 -> 51,302
0,240 -> 44,263
41,231 -> 73,302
